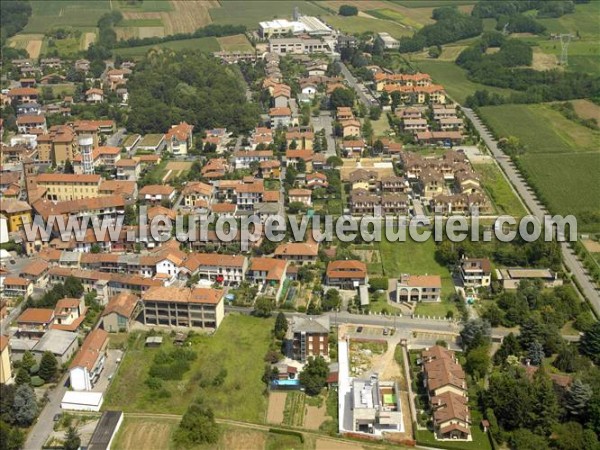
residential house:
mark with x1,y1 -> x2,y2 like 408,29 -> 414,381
16,115 -> 47,134
0,200 -> 32,232
7,87 -> 39,104
269,107 -> 293,128
164,122 -> 194,156
2,277 -> 33,298
459,258 -> 492,288
349,374 -> 404,434
85,88 -> 104,103
138,185 -> 176,206
51,297 -> 86,331
101,292 -> 140,333
496,268 -> 563,290
286,128 -> 314,150
180,254 -> 247,285
17,308 -> 55,339
0,335 -> 12,384
288,188 -> 312,207
341,139 -> 365,158
395,274 -> 442,302
306,172 -> 329,190
69,329 -> 109,391
234,150 -> 273,169
182,182 -> 213,208
286,149 -> 313,170
341,119 -> 361,138
325,260 -> 368,289
274,241 -> 318,263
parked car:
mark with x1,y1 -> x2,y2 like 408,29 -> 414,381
356,326 -> 363,333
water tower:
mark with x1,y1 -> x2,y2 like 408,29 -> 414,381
78,135 -> 94,174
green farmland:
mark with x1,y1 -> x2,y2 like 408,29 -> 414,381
479,104 -> 600,231
23,1 -> 110,33
103,314 -> 272,422
323,15 -> 413,40
113,36 -> 220,58
209,1 -> 328,27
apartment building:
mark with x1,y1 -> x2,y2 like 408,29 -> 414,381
35,173 -> 101,201
141,286 -> 225,330
180,253 -> 247,285
287,315 -> 329,362
325,260 -> 368,289
69,329 -> 109,391
459,257 -> 492,288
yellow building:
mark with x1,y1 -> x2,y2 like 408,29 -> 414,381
0,335 -> 12,384
0,199 -> 32,232
35,173 -> 101,201
36,125 -> 79,165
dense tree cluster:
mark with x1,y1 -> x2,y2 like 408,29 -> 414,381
0,1 -> 31,48
472,0 -> 576,19
173,400 -> 219,447
399,6 -> 483,53
126,51 -> 259,135
299,356 -> 329,396
338,5 -> 358,16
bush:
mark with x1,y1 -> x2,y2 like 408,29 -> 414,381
338,5 -> 358,16
369,277 -> 389,292
30,376 -> 44,387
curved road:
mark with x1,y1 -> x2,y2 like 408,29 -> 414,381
462,107 -> 600,317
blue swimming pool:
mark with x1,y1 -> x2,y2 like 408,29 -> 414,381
273,379 -> 300,386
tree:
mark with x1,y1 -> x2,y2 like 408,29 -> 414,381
509,428 -> 548,450
253,297 -> 274,317
326,156 -> 343,168
565,379 -> 593,418
330,87 -> 355,109
428,45 -> 442,58
15,367 -> 30,386
531,366 -> 559,434
63,426 -> 81,450
527,340 -> 544,366
13,384 -> 37,427
580,320 -> 600,364
274,312 -> 288,340
21,351 -> 35,373
338,5 -> 358,16
173,402 -> 219,446
63,159 -> 74,174
369,277 -> 388,292
299,356 -> 329,396
322,289 -> 340,311
465,345 -> 490,379
39,351 -> 58,382
552,421 -> 599,450
124,205 -> 137,225
460,319 -> 491,351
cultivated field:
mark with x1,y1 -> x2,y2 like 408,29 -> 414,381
217,34 -> 254,52
113,36 -> 220,58
479,103 -> 600,229
322,15 -> 412,39
209,1 -> 328,27
23,1 -> 109,33
571,99 -> 600,123
8,34 -> 44,59
414,60 -> 517,104
112,417 -> 177,450
103,314 -> 272,422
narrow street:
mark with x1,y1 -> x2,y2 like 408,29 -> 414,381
311,111 -> 337,158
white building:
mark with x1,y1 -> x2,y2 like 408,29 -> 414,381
61,391 -> 104,412
69,329 -> 109,391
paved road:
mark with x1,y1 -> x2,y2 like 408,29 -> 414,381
311,111 -> 337,158
106,127 -> 126,148
463,107 -> 600,317
24,374 -> 69,450
338,62 -> 377,108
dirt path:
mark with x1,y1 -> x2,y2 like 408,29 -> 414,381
266,392 -> 287,424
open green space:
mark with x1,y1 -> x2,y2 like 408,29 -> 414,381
378,237 -> 454,297
479,103 -> 600,231
23,1 -> 110,33
391,0 -> 476,7
480,103 -> 599,154
113,36 -> 220,58
103,314 -> 273,422
365,8 -> 426,30
322,14 -> 413,39
536,2 -> 600,39
473,163 -> 527,217
209,1 -> 328,27
413,60 -> 517,104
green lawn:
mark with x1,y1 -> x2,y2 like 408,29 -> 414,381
113,37 -> 220,58
473,163 -> 527,217
413,60 -> 517,104
391,0 -> 476,7
479,103 -> 600,231
365,8 -> 427,30
209,1 -> 328,27
103,314 -> 273,422
416,410 -> 492,450
378,237 -> 454,297
114,0 -> 173,12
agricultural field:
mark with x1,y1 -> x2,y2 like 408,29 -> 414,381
322,15 -> 412,39
479,104 -> 600,230
7,34 -> 44,59
103,314 -> 273,422
209,1 -> 328,27
23,1 -> 110,33
217,34 -> 254,52
113,36 -> 220,58
414,60 -> 517,104
472,163 -> 527,217
570,99 -> 600,123
112,417 -> 177,450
